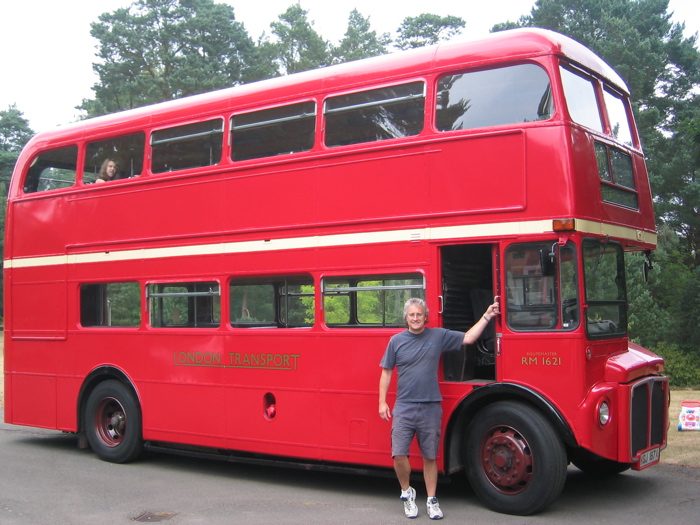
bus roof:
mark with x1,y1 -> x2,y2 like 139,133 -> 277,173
30,28 -> 627,143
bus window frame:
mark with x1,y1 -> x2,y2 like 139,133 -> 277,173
230,100 -> 317,162
323,80 -> 427,148
435,62 -> 554,133
229,275 -> 315,329
147,280 -> 222,329
22,144 -> 80,195
559,63 -> 605,134
150,117 -> 225,174
321,272 -> 426,328
84,131 -> 147,184
80,281 -> 142,328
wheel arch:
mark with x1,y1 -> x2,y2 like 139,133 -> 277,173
77,366 -> 140,433
443,382 -> 578,474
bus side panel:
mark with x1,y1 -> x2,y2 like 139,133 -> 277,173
431,132 -> 527,215
497,334 -> 586,426
134,333 -> 227,448
9,198 -> 71,259
4,340 -> 59,428
5,264 -> 66,428
66,165 -> 320,254
317,332 -> 396,467
9,267 -> 67,339
220,332 -> 322,459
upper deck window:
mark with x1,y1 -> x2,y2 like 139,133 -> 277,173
560,66 -> 603,132
23,145 -> 78,194
595,142 -> 638,209
231,102 -> 316,161
85,132 -> 145,183
436,64 -> 552,132
603,89 -> 634,147
324,81 -> 425,147
151,118 -> 223,174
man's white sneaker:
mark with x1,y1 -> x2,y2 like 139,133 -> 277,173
427,497 -> 443,520
400,487 -> 418,518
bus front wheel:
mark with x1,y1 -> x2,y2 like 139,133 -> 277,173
85,380 -> 143,463
464,401 -> 567,515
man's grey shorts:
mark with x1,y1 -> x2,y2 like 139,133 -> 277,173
391,402 -> 442,459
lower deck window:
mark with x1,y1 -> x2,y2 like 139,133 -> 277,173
505,242 -> 579,331
81,282 -> 141,327
322,273 -> 424,327
148,282 -> 220,328
230,277 -> 314,328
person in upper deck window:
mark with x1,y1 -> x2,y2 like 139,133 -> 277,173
379,296 -> 500,520
95,158 -> 119,183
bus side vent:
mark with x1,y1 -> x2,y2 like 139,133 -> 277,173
630,377 -> 667,457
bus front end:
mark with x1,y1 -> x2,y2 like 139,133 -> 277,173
501,232 -> 669,474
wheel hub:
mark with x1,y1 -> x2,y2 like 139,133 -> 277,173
95,397 -> 126,447
481,426 -> 534,493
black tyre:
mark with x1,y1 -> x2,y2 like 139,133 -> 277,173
85,380 -> 143,463
465,401 -> 567,515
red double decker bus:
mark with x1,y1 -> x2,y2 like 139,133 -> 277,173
4,28 -> 667,515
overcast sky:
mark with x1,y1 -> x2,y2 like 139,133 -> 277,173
0,0 -> 697,133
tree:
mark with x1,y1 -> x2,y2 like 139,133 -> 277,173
395,13 -> 465,50
651,93 -> 700,269
0,104 -> 35,318
0,104 -> 34,156
268,3 -> 330,75
80,0 -> 260,118
332,9 -> 390,64
0,104 -> 34,197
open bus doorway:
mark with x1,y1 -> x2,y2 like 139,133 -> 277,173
441,244 -> 496,382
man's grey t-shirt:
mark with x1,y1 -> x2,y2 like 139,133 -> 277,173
380,327 -> 464,402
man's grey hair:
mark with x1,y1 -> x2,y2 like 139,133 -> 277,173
403,297 -> 429,320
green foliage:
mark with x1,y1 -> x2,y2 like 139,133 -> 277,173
395,13 -> 465,50
626,252 -> 671,348
105,282 -> 142,327
653,342 -> 700,388
80,0 -> 260,117
332,9 -> 390,64
268,4 -> 330,74
0,105 -> 34,155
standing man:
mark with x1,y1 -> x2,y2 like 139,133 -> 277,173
379,296 -> 500,519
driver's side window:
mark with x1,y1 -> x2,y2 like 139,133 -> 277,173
505,242 -> 579,331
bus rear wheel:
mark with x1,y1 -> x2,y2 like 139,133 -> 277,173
85,380 -> 143,463
464,401 -> 567,515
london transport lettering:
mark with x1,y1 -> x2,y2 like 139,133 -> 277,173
173,351 -> 300,371
521,351 -> 563,366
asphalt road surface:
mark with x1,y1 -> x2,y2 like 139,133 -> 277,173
1,411 -> 698,524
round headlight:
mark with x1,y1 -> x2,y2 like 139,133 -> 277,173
598,401 -> 610,426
